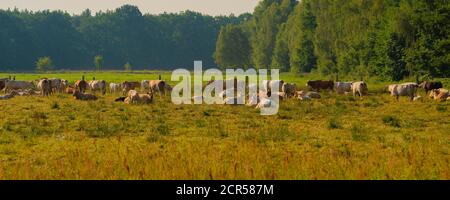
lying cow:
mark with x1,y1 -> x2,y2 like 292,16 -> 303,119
3,80 -> 34,93
123,90 -> 153,104
429,88 -> 449,102
335,82 -> 353,95
0,91 -> 17,100
296,91 -> 321,99
73,90 -> 98,101
37,79 -> 52,96
89,80 -> 107,95
352,81 -> 368,97
419,81 -> 443,94
388,82 -> 418,101
307,80 -> 334,91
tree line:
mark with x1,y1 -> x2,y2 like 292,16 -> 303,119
214,0 -> 450,81
0,5 -> 250,71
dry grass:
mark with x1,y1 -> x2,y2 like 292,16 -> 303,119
0,72 -> 448,180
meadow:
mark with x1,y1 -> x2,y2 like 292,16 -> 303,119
0,71 -> 449,180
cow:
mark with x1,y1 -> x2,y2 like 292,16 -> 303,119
296,90 -> 321,99
122,81 -> 141,95
3,81 -> 34,93
61,79 -> 70,91
388,82 -> 418,101
281,83 -> 297,98
255,98 -> 274,109
429,88 -> 450,102
110,83 -> 122,93
66,86 -> 75,94
0,91 -> 17,100
0,79 -> 6,91
262,80 -> 285,94
149,80 -> 171,98
124,90 -> 153,104
335,82 -> 353,95
306,80 -> 334,91
419,81 -> 443,94
74,80 -> 88,93
351,81 -> 368,97
49,78 -> 63,93
89,80 -> 107,95
37,79 -> 52,96
73,90 -> 98,101
141,80 -> 151,92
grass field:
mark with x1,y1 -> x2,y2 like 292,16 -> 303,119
0,71 -> 449,179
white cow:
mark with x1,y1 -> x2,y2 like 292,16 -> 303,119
388,82 -> 418,101
335,82 -> 353,95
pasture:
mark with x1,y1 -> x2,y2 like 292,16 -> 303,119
0,72 -> 449,179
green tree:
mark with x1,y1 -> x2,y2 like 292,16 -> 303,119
35,56 -> 54,72
94,55 -> 104,71
214,25 -> 251,69
124,62 -> 132,72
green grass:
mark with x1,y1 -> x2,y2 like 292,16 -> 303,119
0,71 -> 449,180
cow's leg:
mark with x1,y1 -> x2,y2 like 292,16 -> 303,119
396,95 -> 399,101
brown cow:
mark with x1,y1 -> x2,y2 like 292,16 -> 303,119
419,81 -> 443,94
306,80 -> 334,91
122,81 -> 141,95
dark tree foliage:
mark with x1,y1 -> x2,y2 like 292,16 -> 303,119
0,5 -> 250,71
218,0 -> 449,80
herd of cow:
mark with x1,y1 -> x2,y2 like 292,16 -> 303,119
0,77 -> 449,107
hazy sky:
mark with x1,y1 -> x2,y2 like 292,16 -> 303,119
0,0 -> 260,16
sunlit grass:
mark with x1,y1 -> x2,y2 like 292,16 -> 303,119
0,72 -> 448,179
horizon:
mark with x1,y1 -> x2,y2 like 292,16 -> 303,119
0,0 -> 260,16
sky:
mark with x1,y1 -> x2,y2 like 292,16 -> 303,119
0,0 -> 260,16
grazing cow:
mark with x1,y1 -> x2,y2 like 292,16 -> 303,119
49,78 -> 63,93
3,81 -> 34,93
124,90 -> 153,104
281,83 -> 297,98
122,81 -> 141,95
419,81 -> 443,94
388,82 -> 418,101
109,83 -> 122,93
73,90 -> 98,101
0,91 -> 17,100
149,80 -> 171,98
37,79 -> 52,96
89,80 -> 107,95
351,81 -> 368,97
74,80 -> 88,93
335,82 -> 353,95
306,80 -> 334,91
429,88 -> 450,102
